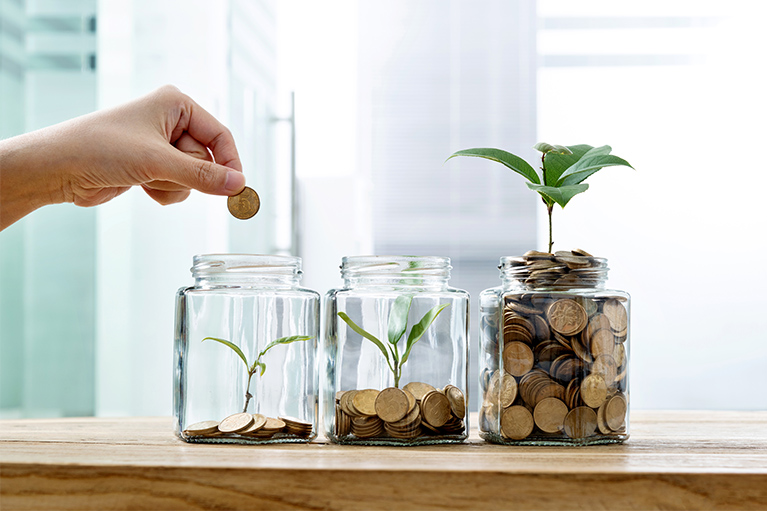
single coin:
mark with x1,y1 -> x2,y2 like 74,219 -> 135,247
503,341 -> 535,377
227,186 -> 260,219
403,381 -> 437,401
532,315 -> 550,340
218,412 -> 255,433
335,390 -> 346,403
263,417 -> 286,431
534,397 -> 568,433
563,406 -> 598,439
580,374 -> 608,408
500,376 -> 518,408
597,402 -> 611,434
183,420 -> 220,436
590,328 -> 615,357
603,299 -> 628,333
420,390 -> 452,428
239,413 -> 268,435
403,388 -> 417,413
605,394 -> 628,431
547,299 -> 588,336
501,405 -> 535,440
592,354 -> 618,385
340,389 -> 360,416
444,385 -> 466,418
375,387 -> 409,423
352,389 -> 379,416
586,313 -> 612,339
572,248 -> 593,257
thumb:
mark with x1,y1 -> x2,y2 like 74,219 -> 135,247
163,152 -> 246,196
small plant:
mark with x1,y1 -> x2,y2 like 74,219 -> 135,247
338,296 -> 449,388
202,335 -> 313,413
448,143 -> 633,252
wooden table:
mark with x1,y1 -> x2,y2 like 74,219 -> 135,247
1,411 -> 766,510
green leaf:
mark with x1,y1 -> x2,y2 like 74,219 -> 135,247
257,335 -> 313,360
447,148 -> 540,184
534,142 -> 573,155
387,295 -> 412,347
543,144 -> 594,185
251,360 -> 266,377
202,337 -> 249,370
401,303 -> 450,364
526,183 -> 589,208
556,154 -> 634,186
338,312 -> 393,370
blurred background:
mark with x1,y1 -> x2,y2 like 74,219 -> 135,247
1,0 -> 765,418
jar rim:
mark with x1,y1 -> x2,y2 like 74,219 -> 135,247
341,255 -> 451,280
499,253 -> 608,290
192,254 -> 302,277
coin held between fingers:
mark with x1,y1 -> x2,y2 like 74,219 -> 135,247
228,186 -> 260,219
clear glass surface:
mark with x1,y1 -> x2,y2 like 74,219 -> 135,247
174,255 -> 319,444
323,256 -> 469,445
479,255 -> 630,446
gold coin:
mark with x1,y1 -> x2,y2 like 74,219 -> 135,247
499,376 -> 518,408
352,389 -> 379,416
605,394 -> 628,431
503,341 -> 534,377
227,186 -> 260,219
218,412 -> 255,433
340,390 -> 359,416
239,413 -> 268,435
533,397 -> 568,433
596,402 -> 611,434
374,387 -> 409,423
420,390 -> 451,427
183,420 -> 220,436
403,388 -> 417,413
547,299 -> 588,336
500,405 -> 534,440
586,313 -> 612,339
590,329 -> 615,357
443,385 -> 466,418
580,374 -> 608,408
592,354 -> 618,385
403,381 -> 437,401
563,406 -> 598,439
263,417 -> 286,431
602,299 -> 628,333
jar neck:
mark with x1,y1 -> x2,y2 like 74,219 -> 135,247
499,253 -> 608,291
341,256 -> 451,289
192,254 -> 302,287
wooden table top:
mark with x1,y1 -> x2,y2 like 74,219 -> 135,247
1,411 -> 766,510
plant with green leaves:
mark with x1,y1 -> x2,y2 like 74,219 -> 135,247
338,296 -> 449,388
202,335 -> 313,413
448,143 -> 633,253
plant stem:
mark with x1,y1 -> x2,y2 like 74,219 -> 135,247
242,370 -> 255,413
547,203 -> 554,253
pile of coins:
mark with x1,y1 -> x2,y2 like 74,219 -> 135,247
503,249 -> 607,288
480,251 -> 629,443
182,412 -> 312,441
335,382 -> 466,441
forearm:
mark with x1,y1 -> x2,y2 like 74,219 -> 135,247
0,127 -> 69,231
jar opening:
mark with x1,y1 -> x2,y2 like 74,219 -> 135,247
191,254 -> 302,284
341,255 -> 451,286
499,253 -> 608,290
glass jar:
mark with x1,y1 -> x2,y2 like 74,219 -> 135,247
323,256 -> 469,445
174,254 -> 319,444
478,252 -> 630,445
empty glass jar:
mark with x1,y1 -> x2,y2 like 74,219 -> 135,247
324,256 -> 469,445
479,251 -> 630,445
174,254 -> 319,444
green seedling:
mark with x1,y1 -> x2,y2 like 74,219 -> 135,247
202,335 -> 313,413
338,296 -> 449,388
448,143 -> 633,252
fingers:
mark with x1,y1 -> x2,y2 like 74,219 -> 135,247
174,132 -> 213,162
148,146 -> 245,197
141,185 -> 191,205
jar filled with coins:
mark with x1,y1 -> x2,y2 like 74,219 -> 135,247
174,254 -> 319,444
478,250 -> 630,445
324,256 -> 469,445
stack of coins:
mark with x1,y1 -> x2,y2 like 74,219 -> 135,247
335,382 -> 466,441
480,251 -> 628,442
182,411 -> 312,441
503,249 -> 608,289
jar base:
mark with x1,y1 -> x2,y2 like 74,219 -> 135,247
480,431 -> 628,446
330,434 -> 467,447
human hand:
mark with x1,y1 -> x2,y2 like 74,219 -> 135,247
0,85 -> 246,230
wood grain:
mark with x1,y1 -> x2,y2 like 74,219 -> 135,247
1,411 -> 766,510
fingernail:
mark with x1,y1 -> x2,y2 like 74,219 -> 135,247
224,171 -> 246,194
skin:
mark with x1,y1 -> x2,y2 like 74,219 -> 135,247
0,85 -> 246,231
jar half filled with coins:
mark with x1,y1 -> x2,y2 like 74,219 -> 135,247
324,256 -> 469,445
174,255 -> 319,444
478,250 -> 629,445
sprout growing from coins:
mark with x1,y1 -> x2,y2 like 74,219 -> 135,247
338,296 -> 449,388
448,143 -> 633,253
202,335 -> 313,413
